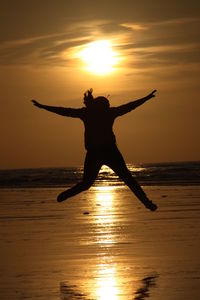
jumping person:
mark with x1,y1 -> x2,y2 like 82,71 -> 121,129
32,89 -> 157,211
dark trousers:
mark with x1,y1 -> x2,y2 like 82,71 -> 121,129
58,145 -> 151,205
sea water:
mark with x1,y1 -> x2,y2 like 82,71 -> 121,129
0,162 -> 200,299
0,161 -> 200,188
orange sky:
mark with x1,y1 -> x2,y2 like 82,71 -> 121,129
0,1 -> 200,168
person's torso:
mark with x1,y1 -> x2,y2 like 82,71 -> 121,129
81,108 -> 116,150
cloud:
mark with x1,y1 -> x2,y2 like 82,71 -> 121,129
0,19 -> 112,66
121,17 -> 200,31
0,17 -> 199,74
118,17 -> 200,72
0,32 -> 91,66
120,23 -> 150,31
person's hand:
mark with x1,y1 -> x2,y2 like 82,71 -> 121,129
31,99 -> 43,108
146,90 -> 157,100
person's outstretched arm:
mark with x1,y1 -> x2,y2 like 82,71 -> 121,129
112,90 -> 157,117
31,100 -> 84,118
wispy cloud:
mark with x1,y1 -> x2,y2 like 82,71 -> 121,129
121,17 -> 200,31
0,17 -> 199,73
120,23 -> 149,31
0,19 -> 111,66
119,17 -> 200,72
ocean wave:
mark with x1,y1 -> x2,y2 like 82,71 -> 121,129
0,161 -> 199,188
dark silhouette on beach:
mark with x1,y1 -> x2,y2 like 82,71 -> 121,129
32,88 -> 157,211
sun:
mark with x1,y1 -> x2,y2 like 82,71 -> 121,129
78,40 -> 119,75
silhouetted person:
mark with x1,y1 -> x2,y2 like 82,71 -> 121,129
32,89 -> 157,211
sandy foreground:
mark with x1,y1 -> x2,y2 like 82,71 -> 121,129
0,185 -> 200,299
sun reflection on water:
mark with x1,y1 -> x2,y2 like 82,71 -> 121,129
96,266 -> 119,300
95,185 -> 115,203
94,185 -> 116,229
60,182 -> 158,299
93,185 -> 120,299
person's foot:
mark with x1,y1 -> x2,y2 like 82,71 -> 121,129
57,191 -> 68,202
144,200 -> 158,211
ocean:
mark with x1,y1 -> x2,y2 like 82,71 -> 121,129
0,161 -> 200,188
0,161 -> 200,299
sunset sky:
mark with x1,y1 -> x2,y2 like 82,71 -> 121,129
1,0 -> 200,169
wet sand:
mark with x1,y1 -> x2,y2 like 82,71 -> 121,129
0,185 -> 200,299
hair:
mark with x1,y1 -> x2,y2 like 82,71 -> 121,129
84,88 -> 94,104
84,88 -> 110,109
94,96 -> 110,109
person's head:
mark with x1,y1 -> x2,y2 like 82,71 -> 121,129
83,89 -> 110,109
94,96 -> 110,110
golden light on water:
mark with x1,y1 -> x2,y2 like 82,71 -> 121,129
96,185 -> 115,204
94,186 -> 120,299
96,266 -> 119,300
60,183 -> 154,299
95,185 -> 115,236
77,40 -> 119,75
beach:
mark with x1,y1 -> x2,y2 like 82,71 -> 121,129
0,178 -> 200,299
